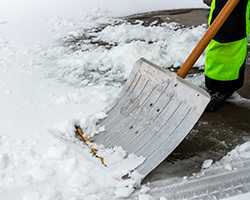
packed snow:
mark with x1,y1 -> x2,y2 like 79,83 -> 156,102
1,1 -> 250,199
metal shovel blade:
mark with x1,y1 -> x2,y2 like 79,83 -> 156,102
93,58 -> 210,178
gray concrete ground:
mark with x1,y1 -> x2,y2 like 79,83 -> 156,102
127,9 -> 250,182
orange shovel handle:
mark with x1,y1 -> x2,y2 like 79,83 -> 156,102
177,0 -> 240,78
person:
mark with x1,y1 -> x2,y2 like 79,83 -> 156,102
203,0 -> 250,111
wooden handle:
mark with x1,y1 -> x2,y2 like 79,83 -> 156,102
177,0 -> 240,78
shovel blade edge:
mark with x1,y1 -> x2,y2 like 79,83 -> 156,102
94,58 -> 210,178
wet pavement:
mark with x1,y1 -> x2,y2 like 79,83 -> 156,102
127,9 -> 250,183
127,8 -> 210,27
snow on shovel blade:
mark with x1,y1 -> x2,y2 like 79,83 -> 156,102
94,58 -> 210,178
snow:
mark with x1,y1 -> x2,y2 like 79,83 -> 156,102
201,159 -> 213,170
1,1 -> 250,200
222,193 -> 250,200
227,92 -> 250,110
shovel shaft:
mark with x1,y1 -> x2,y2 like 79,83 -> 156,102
177,0 -> 241,78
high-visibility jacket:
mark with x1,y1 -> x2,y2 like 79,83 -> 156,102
205,0 -> 250,92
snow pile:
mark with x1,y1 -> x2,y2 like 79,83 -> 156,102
195,141 -> 250,178
219,141 -> 250,166
227,92 -> 250,109
50,112 -> 146,182
46,9 -> 207,88
0,133 -> 143,200
0,33 -> 144,199
78,111 -> 108,137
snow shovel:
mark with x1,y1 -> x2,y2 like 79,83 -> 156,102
89,0 -> 240,178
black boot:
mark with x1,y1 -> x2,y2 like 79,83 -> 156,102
205,90 -> 234,112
